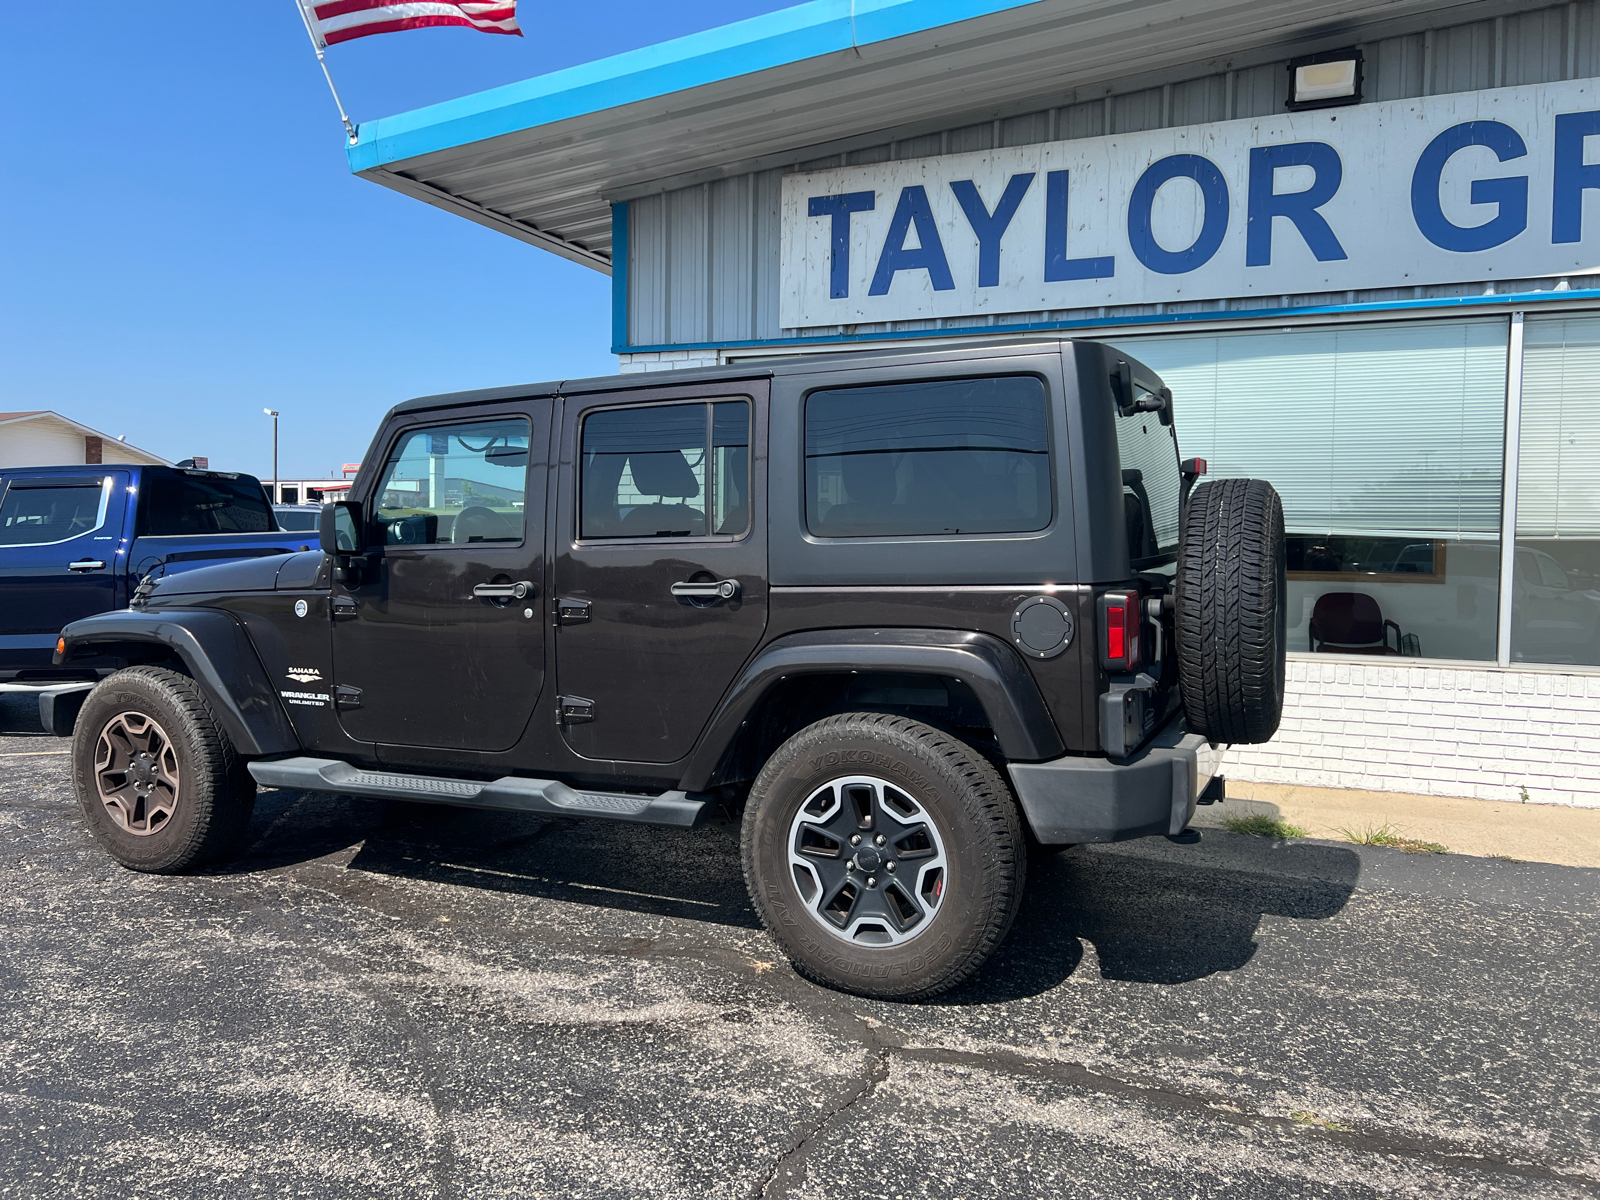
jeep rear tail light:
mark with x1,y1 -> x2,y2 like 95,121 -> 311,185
1099,590 -> 1141,671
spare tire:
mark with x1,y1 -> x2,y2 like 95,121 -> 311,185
1174,478 -> 1286,744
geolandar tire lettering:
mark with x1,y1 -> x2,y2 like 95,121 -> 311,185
71,666 -> 258,874
741,712 -> 1026,1001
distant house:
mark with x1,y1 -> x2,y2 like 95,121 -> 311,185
0,411 -> 169,469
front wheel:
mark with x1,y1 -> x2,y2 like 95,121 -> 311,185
71,666 -> 257,873
741,713 -> 1025,1000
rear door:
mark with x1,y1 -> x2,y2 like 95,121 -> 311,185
553,380 -> 767,763
0,472 -> 130,667
331,402 -> 551,752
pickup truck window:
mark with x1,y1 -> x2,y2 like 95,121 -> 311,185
140,474 -> 274,536
805,376 -> 1051,538
0,478 -> 110,546
579,400 -> 750,539
374,418 -> 529,546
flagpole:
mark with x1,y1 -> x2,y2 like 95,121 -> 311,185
294,0 -> 357,144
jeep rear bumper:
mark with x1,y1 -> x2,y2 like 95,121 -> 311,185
1006,717 -> 1224,844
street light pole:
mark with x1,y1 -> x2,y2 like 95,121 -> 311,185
263,409 -> 279,502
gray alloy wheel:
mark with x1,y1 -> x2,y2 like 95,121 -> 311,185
93,711 -> 182,836
742,712 -> 1026,1001
786,775 -> 950,946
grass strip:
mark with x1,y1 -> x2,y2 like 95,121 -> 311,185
1339,823 -> 1448,855
1222,814 -> 1308,839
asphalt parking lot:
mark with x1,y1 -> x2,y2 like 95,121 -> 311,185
3,697 -> 1598,1200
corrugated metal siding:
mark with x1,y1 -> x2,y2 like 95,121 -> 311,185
625,0 -> 1598,350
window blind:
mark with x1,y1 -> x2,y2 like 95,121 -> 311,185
1110,319 -> 1507,540
1518,316 -> 1600,538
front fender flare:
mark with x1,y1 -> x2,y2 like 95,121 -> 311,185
58,609 -> 299,757
679,628 -> 1065,791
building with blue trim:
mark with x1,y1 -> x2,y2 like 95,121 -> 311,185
351,0 -> 1600,809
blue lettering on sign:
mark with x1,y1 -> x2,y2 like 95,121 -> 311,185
808,191 -> 876,298
1044,170 -> 1115,281
1246,143 -> 1348,266
870,185 -> 955,295
1552,109 -> 1600,243
1411,121 -> 1528,252
1127,154 -> 1230,274
950,174 -> 1034,287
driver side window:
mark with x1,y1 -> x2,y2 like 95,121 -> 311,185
373,418 -> 530,546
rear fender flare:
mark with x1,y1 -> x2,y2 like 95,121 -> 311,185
57,610 -> 299,757
679,629 -> 1064,792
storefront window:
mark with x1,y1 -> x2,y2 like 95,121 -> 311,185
1113,319 -> 1506,662
1514,317 -> 1600,667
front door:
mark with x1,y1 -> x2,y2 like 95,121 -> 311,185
331,404 -> 550,752
553,382 -> 767,763
0,472 -> 129,669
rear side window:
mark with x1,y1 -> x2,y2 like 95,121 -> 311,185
579,400 -> 751,539
1114,392 -> 1181,565
806,376 -> 1051,538
0,479 -> 110,546
140,474 -> 274,536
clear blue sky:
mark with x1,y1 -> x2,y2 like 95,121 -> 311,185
0,3 -> 795,482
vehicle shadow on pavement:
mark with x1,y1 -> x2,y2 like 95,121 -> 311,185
224,791 -> 1362,994
939,835 -> 1363,1004
227,788 -> 766,930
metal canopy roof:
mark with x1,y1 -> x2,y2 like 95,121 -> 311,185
348,0 -> 1462,275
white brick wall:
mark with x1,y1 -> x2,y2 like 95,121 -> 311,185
1226,656 -> 1600,808
616,351 -> 720,374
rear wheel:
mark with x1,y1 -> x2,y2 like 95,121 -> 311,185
1175,477 -> 1287,744
741,713 -> 1025,1000
71,666 -> 257,873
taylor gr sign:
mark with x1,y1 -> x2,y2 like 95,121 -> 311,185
779,79 -> 1600,329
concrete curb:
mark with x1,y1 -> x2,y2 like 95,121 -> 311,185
1194,780 -> 1600,869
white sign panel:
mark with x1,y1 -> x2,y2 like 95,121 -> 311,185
779,80 -> 1600,329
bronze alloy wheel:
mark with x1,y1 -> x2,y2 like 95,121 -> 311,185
94,711 -> 181,836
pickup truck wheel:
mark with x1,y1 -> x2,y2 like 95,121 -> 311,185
742,713 -> 1025,1001
1175,477 -> 1287,744
71,667 -> 257,874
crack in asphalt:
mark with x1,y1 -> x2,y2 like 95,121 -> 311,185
886,1043 -> 1600,1194
753,1019 -> 892,1200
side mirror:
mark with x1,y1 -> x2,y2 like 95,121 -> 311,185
319,500 -> 362,556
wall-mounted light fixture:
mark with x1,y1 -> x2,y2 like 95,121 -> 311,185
1286,48 -> 1363,112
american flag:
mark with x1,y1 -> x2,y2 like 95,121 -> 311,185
299,0 -> 521,47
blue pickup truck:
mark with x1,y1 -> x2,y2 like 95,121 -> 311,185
1,465 -> 309,718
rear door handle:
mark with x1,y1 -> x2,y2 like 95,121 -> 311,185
670,579 -> 740,600
472,580 -> 536,600
68,559 -> 106,572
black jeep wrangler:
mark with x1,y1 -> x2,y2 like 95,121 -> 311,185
57,339 -> 1285,1000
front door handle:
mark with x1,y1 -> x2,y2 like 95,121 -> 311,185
68,559 -> 106,572
472,580 -> 536,601
670,578 -> 740,600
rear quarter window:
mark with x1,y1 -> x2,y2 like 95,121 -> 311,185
805,376 -> 1052,538
1115,397 -> 1181,565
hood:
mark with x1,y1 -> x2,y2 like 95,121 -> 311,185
144,550 -> 327,601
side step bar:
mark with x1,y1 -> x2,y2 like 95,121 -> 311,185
247,756 -> 709,828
